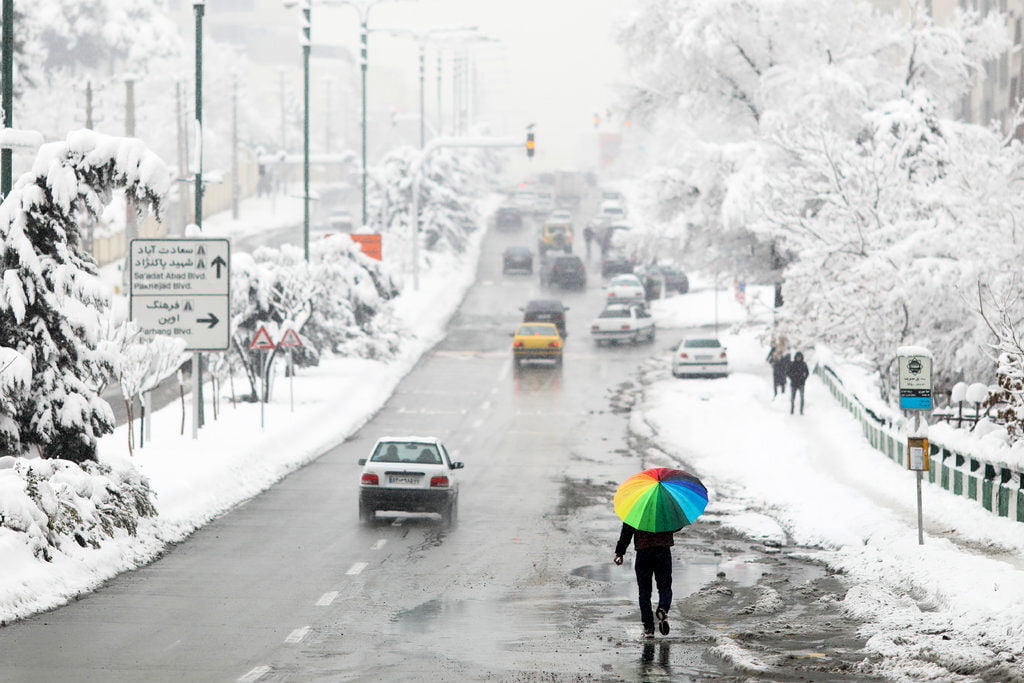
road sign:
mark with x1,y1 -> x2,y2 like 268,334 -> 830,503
278,328 -> 303,347
129,239 -> 231,351
350,234 -> 381,260
249,326 -> 276,350
898,353 -> 933,410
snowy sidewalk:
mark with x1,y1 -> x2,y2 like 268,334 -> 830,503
634,327 -> 1024,678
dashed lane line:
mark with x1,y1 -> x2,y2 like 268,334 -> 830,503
316,591 -> 338,607
237,665 -> 270,682
346,562 -> 368,575
372,539 -> 387,550
285,626 -> 310,644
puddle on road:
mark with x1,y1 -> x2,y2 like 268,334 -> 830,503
570,554 -> 767,600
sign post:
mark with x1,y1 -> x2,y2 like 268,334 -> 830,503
898,346 -> 933,545
249,326 -> 276,429
129,238 -> 230,439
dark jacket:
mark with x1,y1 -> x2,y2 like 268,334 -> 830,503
772,352 -> 790,381
615,523 -> 674,556
787,355 -> 809,388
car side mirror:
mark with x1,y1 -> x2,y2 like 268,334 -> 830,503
358,458 -> 366,465
451,462 -> 465,470
509,332 -> 515,337
563,306 -> 570,311
518,307 -> 524,312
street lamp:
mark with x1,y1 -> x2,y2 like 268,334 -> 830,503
328,0 -> 408,228
283,0 -> 313,261
375,25 -> 477,148
1,0 -> 14,199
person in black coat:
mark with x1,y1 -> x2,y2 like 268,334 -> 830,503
787,351 -> 810,414
767,346 -> 790,397
615,523 -> 676,637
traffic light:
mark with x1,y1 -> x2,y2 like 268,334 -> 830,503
526,131 -> 535,159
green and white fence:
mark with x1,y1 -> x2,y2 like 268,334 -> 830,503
815,365 -> 1024,523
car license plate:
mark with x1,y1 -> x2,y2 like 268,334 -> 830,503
388,475 -> 420,485
696,355 -> 712,361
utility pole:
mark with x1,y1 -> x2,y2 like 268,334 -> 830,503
193,0 -> 206,433
231,74 -> 239,219
418,44 -> 426,148
324,77 -> 333,154
1,0 -> 14,199
279,67 -> 287,153
359,14 -> 368,227
85,82 -> 94,128
302,1 -> 311,261
176,81 -> 191,234
436,50 -> 443,137
125,78 -> 138,245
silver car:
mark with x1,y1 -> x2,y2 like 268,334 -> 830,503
672,337 -> 729,378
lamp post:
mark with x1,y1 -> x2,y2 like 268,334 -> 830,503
193,0 -> 206,434
284,0 -> 313,261
2,0 -> 15,199
375,26 -> 476,149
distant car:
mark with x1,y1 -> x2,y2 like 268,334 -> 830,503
495,206 -> 524,231
534,191 -> 556,216
604,274 -> 645,303
358,436 -> 464,526
597,200 -> 626,222
502,246 -> 533,275
514,190 -> 535,210
328,209 -> 355,232
538,221 -> 574,255
659,265 -> 689,294
601,250 -> 635,278
543,254 -> 586,290
590,302 -> 655,345
511,322 -> 563,368
672,337 -> 729,378
548,209 -> 572,223
600,189 -> 624,203
521,299 -> 569,337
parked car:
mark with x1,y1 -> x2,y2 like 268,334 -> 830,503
358,436 -> 464,526
511,322 -> 563,368
601,249 -> 635,278
502,246 -> 533,274
495,206 -> 524,232
543,254 -> 587,290
548,209 -> 573,223
521,299 -> 569,337
659,264 -> 689,294
672,337 -> 729,378
590,302 -> 655,345
538,221 -> 574,255
604,273 -> 645,303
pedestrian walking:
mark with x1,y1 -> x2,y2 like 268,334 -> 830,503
787,351 -> 809,415
583,225 -> 594,260
767,346 -> 790,398
614,523 -> 676,638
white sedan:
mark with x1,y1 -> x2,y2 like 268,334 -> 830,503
358,436 -> 464,526
672,337 -> 729,378
604,274 -> 645,303
590,303 -> 655,345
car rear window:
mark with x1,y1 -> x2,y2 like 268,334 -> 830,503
371,442 -> 442,464
518,324 -> 559,336
599,308 -> 630,318
683,339 -> 722,348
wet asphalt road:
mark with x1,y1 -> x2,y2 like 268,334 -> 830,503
1,209 -> 871,681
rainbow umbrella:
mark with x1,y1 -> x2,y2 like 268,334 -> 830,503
614,467 -> 708,533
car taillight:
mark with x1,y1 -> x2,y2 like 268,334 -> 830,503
720,352 -> 727,359
361,473 -> 379,486
591,325 -> 599,331
513,340 -> 523,347
679,352 -> 689,359
549,340 -> 561,348
621,325 -> 631,330
608,292 -> 614,297
430,476 -> 449,488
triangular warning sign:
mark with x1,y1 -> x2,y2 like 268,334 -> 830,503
197,245 -> 206,255
183,301 -> 193,311
249,325 -> 276,350
278,328 -> 303,347
196,259 -> 206,269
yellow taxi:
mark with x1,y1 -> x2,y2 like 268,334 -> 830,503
512,322 -> 564,368
538,222 -> 573,255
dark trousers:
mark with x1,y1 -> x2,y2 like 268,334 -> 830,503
635,547 -> 673,629
773,376 -> 786,396
790,383 -> 805,414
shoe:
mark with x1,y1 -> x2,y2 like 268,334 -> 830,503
655,607 -> 670,635
643,626 -> 655,638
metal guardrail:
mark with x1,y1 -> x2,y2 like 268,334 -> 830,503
815,364 -> 1024,523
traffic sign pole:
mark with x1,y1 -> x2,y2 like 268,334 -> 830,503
898,346 -> 933,545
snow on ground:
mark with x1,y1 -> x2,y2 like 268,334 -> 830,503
643,286 -> 1024,679
0,191 -> 494,624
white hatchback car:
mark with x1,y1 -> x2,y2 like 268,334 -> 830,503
604,274 -> 645,302
672,337 -> 729,378
358,436 -> 463,526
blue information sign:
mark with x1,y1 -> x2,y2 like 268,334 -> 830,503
900,395 -> 933,411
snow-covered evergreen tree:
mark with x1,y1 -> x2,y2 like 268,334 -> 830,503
0,130 -> 169,462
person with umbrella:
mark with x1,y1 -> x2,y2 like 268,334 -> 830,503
613,468 -> 708,638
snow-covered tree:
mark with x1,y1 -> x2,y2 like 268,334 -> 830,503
0,130 -> 169,462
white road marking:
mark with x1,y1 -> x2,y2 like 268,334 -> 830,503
499,359 -> 511,381
490,386 -> 498,395
238,665 -> 271,682
285,626 -> 310,644
316,591 -> 338,606
372,539 -> 387,550
472,418 -> 484,430
480,400 -> 492,411
391,517 -> 404,527
346,562 -> 368,575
